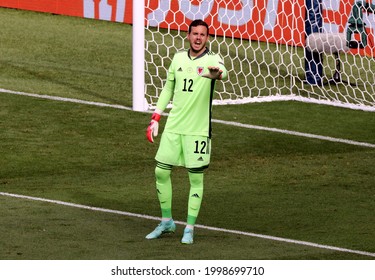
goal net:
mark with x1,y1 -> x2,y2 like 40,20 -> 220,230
143,0 -> 375,112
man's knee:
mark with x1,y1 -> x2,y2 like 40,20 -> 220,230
155,162 -> 172,183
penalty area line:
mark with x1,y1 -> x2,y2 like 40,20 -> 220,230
0,88 -> 133,111
1,88 -> 375,148
1,191 -> 374,258
0,88 -> 375,148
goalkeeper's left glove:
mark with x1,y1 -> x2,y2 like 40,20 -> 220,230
202,66 -> 223,80
146,109 -> 162,143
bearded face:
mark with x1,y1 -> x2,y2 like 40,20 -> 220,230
187,25 -> 209,57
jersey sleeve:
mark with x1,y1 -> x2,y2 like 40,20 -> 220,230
156,56 -> 176,112
217,54 -> 228,80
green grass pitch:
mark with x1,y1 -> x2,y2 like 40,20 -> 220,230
0,8 -> 374,260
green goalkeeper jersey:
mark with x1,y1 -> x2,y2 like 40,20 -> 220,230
156,48 -> 228,138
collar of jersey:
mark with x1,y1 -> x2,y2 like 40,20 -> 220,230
188,47 -> 209,60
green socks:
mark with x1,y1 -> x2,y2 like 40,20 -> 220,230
155,165 -> 172,219
187,170 -> 204,225
154,164 -> 204,226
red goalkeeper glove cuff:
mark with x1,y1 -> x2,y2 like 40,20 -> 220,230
146,113 -> 161,143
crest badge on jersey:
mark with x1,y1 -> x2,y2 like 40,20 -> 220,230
197,66 -> 204,76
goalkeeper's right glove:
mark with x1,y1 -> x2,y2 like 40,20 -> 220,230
146,112 -> 161,143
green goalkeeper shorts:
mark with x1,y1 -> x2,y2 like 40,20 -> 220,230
155,132 -> 211,168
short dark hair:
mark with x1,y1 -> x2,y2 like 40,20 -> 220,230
188,19 -> 209,34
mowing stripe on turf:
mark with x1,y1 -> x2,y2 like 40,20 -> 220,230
1,191 -> 374,258
1,88 -> 375,149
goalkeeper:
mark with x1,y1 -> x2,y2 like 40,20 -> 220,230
145,19 -> 228,244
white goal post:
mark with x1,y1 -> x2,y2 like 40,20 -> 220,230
132,0 -> 146,111
133,0 -> 375,112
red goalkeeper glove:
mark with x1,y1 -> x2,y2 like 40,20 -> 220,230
146,112 -> 161,143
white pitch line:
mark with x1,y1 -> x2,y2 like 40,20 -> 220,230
212,119 -> 375,148
0,88 -> 133,111
1,88 -> 375,149
1,191 -> 374,258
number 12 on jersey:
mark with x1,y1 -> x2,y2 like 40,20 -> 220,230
182,78 -> 193,92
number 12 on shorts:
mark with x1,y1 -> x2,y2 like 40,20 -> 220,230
193,138 -> 210,154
